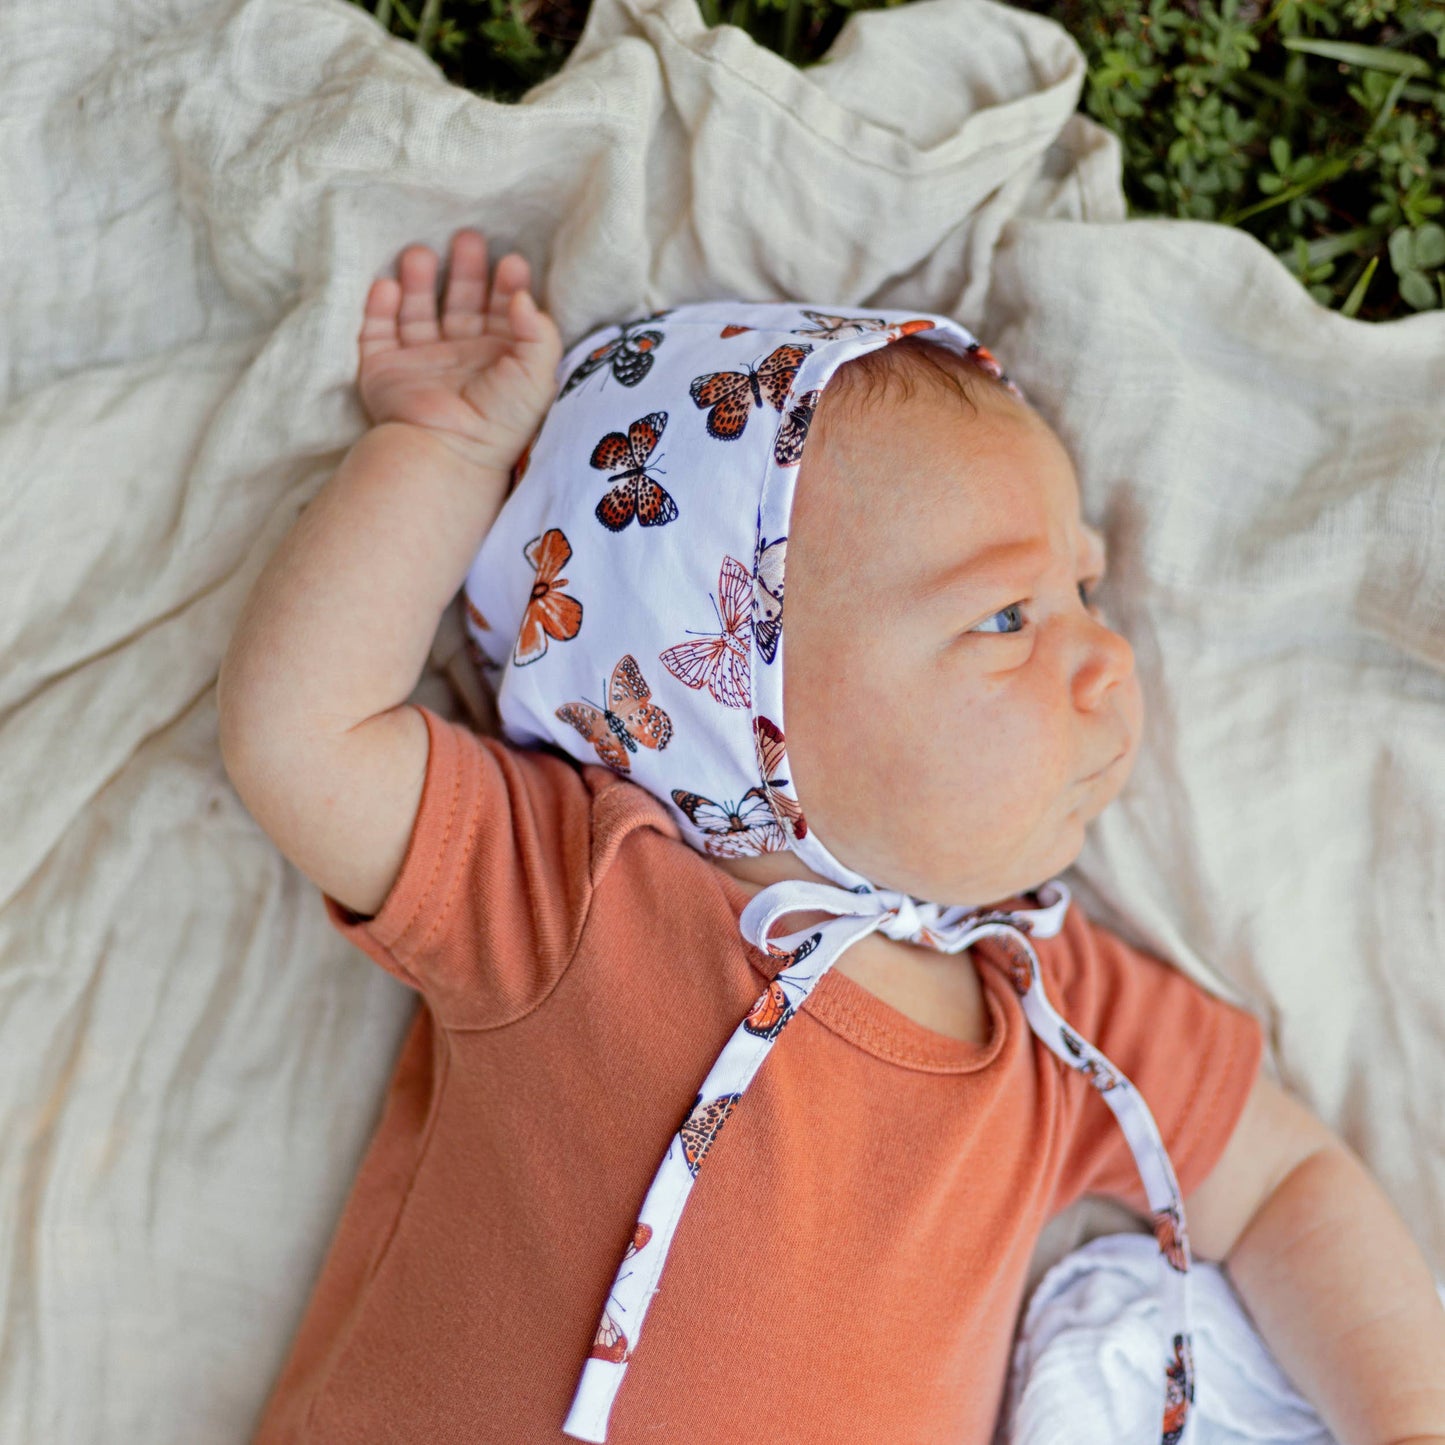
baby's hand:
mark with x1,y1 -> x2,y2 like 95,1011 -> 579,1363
357,228 -> 563,477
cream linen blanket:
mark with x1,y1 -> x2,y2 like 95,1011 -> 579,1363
2,0 -> 1442,1438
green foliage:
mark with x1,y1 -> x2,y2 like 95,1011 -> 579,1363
351,0 -> 1445,319
1010,0 -> 1445,317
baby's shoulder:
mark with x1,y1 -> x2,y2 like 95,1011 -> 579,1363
1027,898 -> 1171,1004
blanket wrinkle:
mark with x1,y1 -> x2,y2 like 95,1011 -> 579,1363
1,0 -> 1441,1439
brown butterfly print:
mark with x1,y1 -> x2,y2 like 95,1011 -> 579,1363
556,655 -> 673,773
744,932 -> 821,1041
1162,1334 -> 1195,1445
670,786 -> 786,858
689,344 -> 812,442
1153,1203 -> 1189,1274
1061,1025 -> 1123,1092
773,388 -> 820,467
590,411 -> 678,531
561,318 -> 666,397
753,716 -> 806,841
995,935 -> 1035,997
679,1092 -> 742,1177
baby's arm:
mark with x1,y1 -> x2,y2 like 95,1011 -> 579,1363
216,230 -> 562,918
1184,1069 -> 1445,1443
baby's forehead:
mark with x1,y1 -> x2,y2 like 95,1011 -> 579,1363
800,377 -> 1102,572
810,371 -> 1049,498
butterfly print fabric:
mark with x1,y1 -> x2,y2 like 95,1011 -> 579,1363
514,528 -> 583,666
560,315 -> 670,396
669,785 -> 783,858
659,554 -> 753,708
689,343 -> 811,442
590,411 -> 677,531
751,530 -> 786,666
556,654 -> 673,773
460,302 -> 1199,1445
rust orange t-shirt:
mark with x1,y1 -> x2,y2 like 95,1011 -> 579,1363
253,704 -> 1264,1445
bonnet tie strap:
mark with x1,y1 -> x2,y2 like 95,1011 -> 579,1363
562,878 -> 1199,1445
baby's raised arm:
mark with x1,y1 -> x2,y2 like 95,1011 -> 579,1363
216,230 -> 562,918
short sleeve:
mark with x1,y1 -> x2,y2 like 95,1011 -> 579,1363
1043,907 -> 1266,1220
320,704 -> 599,1030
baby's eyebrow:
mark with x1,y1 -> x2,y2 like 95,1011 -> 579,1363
922,540 -> 1053,604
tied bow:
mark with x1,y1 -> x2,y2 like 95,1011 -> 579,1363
738,877 -> 1071,958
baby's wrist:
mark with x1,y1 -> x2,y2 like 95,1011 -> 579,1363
368,418 -> 517,495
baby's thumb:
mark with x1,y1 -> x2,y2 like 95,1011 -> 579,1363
509,288 -> 562,377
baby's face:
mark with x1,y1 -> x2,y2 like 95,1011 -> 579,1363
732,376 -> 1142,907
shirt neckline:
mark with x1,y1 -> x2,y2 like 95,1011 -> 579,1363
713,866 -> 1013,1076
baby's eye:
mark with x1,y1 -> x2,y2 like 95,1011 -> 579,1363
970,602 -> 1026,635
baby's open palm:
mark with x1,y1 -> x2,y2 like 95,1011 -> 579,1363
357,229 -> 563,478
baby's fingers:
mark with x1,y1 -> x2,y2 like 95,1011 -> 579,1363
358,277 -> 402,364
397,246 -> 442,344
507,287 -> 564,377
486,252 -> 531,334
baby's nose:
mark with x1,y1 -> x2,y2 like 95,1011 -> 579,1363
1073,621 -> 1135,711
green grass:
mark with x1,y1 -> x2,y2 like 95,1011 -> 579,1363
352,0 -> 1445,320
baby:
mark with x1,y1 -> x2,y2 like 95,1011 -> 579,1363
218,228 -> 1445,1444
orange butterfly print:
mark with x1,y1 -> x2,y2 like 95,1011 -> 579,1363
751,531 -> 786,665
591,411 -> 678,531
589,1222 -> 655,1364
744,931 -> 821,1041
561,318 -> 667,397
1061,1026 -> 1122,1092
788,309 -> 936,342
556,655 -> 673,773
1153,1204 -> 1189,1274
659,555 -> 753,709
753,717 -> 806,841
744,984 -> 794,1043
514,529 -> 583,666
884,318 -> 937,341
689,344 -> 812,442
1162,1333 -> 1195,1445
995,935 -> 1035,997
591,1308 -> 629,1365
671,786 -> 786,858
679,1092 -> 742,1177
773,388 -> 820,467
964,341 -> 1007,381
766,931 -> 823,969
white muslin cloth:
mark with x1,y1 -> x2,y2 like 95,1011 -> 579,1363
4,0 -> 1443,1438
999,1232 -> 1445,1445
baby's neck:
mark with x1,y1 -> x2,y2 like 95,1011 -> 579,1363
715,854 -> 991,1047
710,850 -> 827,896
